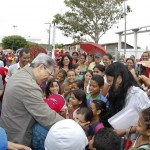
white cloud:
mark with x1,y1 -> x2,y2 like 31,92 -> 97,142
0,0 -> 150,49
100,0 -> 150,49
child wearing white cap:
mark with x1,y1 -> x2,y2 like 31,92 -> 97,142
45,119 -> 88,150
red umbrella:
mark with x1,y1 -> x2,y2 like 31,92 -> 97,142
80,42 -> 106,55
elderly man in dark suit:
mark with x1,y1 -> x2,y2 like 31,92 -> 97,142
0,53 -> 63,146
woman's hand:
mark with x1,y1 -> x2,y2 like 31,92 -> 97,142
114,126 -> 136,137
139,75 -> 150,87
114,129 -> 126,136
8,141 -> 32,150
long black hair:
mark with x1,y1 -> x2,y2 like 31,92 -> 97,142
92,100 -> 107,123
71,89 -> 87,107
45,78 -> 60,98
105,62 -> 139,116
58,54 -> 72,69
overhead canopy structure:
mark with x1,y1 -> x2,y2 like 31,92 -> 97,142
80,42 -> 107,55
116,25 -> 150,58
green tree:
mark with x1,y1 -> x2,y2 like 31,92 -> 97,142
53,0 -> 131,43
55,43 -> 63,49
2,35 -> 27,51
26,41 -> 38,48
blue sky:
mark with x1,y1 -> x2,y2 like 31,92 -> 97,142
0,0 -> 150,49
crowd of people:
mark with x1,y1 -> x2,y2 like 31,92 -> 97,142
0,48 -> 150,150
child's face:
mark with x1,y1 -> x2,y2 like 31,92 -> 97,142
71,83 -> 79,91
90,102 -> 100,117
49,82 -> 59,94
93,67 -> 104,76
75,66 -> 81,75
84,72 -> 92,82
75,113 -> 86,125
75,113 -> 90,132
56,73 -> 64,82
136,115 -> 150,136
69,93 -> 81,108
89,80 -> 100,96
67,71 -> 76,83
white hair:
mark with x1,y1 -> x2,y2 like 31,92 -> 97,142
30,53 -> 56,68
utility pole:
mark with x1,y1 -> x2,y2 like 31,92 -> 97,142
12,25 -> 17,50
44,23 -> 51,51
124,1 -> 126,55
52,23 -> 56,59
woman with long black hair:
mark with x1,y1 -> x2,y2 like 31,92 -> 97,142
105,62 -> 150,135
58,54 -> 72,72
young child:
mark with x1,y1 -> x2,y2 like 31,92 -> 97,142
55,69 -> 67,87
68,89 -> 87,119
88,128 -> 121,150
64,64 -> 83,82
86,75 -> 108,107
93,64 -> 109,97
71,80 -> 84,91
45,119 -> 88,150
83,70 -> 93,94
129,107 -> 150,150
32,94 -> 66,150
61,70 -> 76,101
44,78 -> 61,98
75,107 -> 93,135
89,100 -> 106,137
93,64 -> 105,77
72,64 -> 83,80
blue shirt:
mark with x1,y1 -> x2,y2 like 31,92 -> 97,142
0,127 -> 7,150
86,93 -> 108,107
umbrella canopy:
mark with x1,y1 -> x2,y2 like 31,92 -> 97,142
80,42 -> 106,55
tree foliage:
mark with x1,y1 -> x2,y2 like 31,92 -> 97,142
2,35 -> 27,51
28,45 -> 47,60
26,41 -> 38,48
55,43 -> 63,49
53,0 -> 131,43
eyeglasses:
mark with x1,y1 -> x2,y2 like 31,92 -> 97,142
45,67 -> 54,77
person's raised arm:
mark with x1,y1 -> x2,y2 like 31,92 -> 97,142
23,86 -> 64,129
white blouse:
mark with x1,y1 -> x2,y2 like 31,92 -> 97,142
125,86 -> 150,111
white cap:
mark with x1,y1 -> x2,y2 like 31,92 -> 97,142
44,119 -> 88,150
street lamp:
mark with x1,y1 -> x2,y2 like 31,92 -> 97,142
44,23 -> 51,51
12,25 -> 17,35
